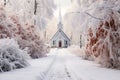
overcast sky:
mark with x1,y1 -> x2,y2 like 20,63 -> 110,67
54,0 -> 71,18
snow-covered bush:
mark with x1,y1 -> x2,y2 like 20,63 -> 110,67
85,1 -> 120,69
15,24 -> 49,59
0,38 -> 29,72
66,0 -> 120,69
0,4 -> 50,59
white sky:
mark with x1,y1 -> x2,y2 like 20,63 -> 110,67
54,0 -> 71,18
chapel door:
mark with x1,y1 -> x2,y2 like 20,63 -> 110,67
59,41 -> 62,48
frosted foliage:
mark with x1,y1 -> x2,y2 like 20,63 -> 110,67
27,0 -> 55,29
0,4 -> 49,59
85,2 -> 120,68
34,0 -> 55,29
0,38 -> 29,72
66,0 -> 120,69
17,24 -> 50,59
1,0 -> 55,30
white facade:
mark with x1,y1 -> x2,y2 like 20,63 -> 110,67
50,29 -> 70,48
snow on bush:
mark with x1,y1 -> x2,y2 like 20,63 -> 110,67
0,38 -> 29,72
66,0 -> 120,69
17,24 -> 49,59
0,4 -> 50,59
85,1 -> 120,69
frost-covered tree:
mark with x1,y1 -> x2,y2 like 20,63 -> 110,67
85,1 -> 120,68
0,2 -> 51,59
7,0 -> 55,30
66,0 -> 120,69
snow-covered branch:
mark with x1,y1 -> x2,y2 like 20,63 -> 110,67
66,11 -> 104,20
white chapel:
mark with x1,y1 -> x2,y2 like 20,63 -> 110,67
50,8 -> 70,48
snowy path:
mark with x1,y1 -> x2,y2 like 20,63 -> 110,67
43,49 -> 73,80
0,49 -> 120,80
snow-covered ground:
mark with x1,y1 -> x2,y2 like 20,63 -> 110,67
0,48 -> 120,80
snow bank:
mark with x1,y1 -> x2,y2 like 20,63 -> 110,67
0,38 -> 29,72
68,45 -> 86,57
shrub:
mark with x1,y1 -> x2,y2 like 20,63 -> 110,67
0,38 -> 29,72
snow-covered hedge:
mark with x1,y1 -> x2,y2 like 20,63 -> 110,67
0,38 -> 29,72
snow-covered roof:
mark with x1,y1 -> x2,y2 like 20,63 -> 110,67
50,29 -> 70,41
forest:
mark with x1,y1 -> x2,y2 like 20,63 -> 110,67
0,0 -> 120,74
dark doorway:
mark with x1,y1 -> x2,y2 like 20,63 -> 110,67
59,41 -> 62,47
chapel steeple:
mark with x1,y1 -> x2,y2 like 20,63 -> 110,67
50,6 -> 70,48
57,6 -> 63,30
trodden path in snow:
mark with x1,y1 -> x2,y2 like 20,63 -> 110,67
0,49 -> 120,80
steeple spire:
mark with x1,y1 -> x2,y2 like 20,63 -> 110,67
59,6 -> 62,23
57,6 -> 63,30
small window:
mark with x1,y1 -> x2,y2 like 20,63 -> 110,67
53,40 -> 55,45
66,41 -> 67,45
